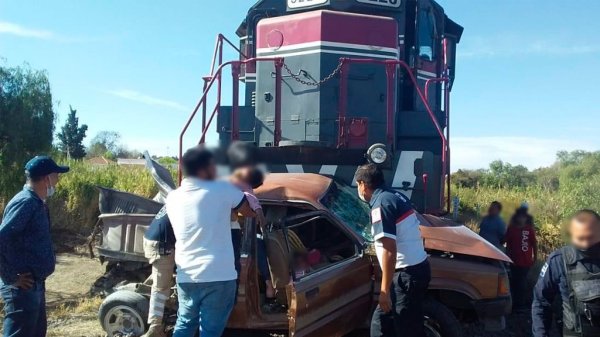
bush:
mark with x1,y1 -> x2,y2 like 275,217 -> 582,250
454,152 -> 600,257
454,185 -> 566,257
0,64 -> 55,206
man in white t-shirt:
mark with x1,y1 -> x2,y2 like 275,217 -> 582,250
166,147 -> 255,337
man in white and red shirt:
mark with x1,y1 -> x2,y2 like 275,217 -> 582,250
506,208 -> 538,310
355,164 -> 430,337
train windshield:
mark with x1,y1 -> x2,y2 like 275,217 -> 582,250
321,182 -> 373,241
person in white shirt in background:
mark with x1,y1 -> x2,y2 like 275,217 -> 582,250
166,146 -> 256,337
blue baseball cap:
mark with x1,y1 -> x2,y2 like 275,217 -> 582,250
25,156 -> 70,179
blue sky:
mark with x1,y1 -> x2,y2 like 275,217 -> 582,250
1,0 -> 599,170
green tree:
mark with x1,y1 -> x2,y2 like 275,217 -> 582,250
556,150 -> 590,167
452,169 -> 485,188
560,151 -> 600,179
0,64 -> 55,203
87,131 -> 141,159
481,160 -> 535,188
88,131 -> 121,158
158,156 -> 177,166
57,106 -> 88,159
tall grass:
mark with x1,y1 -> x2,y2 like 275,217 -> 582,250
454,175 -> 600,257
46,161 -> 158,234
1,156 -> 597,253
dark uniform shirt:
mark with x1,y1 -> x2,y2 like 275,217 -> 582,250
532,248 -> 600,337
144,206 -> 176,252
0,187 -> 56,284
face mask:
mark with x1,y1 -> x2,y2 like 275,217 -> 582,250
358,189 -> 367,203
46,178 -> 56,198
46,185 -> 55,198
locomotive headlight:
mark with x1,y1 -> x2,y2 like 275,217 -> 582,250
367,144 -> 388,164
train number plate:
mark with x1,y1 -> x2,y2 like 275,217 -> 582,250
356,0 -> 401,8
287,0 -> 328,9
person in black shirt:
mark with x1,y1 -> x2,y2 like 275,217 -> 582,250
142,206 -> 176,337
532,210 -> 600,337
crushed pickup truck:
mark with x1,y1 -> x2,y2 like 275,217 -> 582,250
91,158 -> 511,337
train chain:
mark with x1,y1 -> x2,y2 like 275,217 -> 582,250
282,60 -> 344,87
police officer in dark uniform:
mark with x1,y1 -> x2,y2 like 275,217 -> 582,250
532,209 -> 600,337
355,164 -> 431,337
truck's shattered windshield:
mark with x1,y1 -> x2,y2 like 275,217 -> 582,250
321,182 -> 373,241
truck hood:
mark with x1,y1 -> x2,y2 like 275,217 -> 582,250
418,214 -> 512,263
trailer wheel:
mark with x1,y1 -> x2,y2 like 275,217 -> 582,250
423,299 -> 463,337
99,290 -> 149,337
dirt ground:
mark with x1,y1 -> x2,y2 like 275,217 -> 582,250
45,253 -> 107,337
0,253 -> 106,337
0,252 -> 554,337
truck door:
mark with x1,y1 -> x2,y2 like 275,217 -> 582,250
283,212 -> 373,337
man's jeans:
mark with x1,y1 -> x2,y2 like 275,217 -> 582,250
371,260 -> 431,337
173,280 -> 237,337
0,280 -> 47,337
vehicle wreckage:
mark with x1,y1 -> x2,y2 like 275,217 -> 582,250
91,156 -> 511,337
91,0 -> 514,336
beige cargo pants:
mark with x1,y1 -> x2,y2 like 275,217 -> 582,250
143,238 -> 175,325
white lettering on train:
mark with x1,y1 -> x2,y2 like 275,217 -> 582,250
356,0 -> 402,8
287,0 -> 328,9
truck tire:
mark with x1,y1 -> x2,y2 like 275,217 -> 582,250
99,290 -> 149,337
423,299 -> 463,337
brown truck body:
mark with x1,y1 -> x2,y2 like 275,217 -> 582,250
225,173 -> 511,336
96,172 -> 511,337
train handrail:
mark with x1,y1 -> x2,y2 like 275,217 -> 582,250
338,58 -> 450,213
178,57 -> 283,183
180,35 -> 453,214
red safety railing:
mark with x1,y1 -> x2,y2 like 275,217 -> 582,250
337,40 -> 452,213
179,34 -> 453,213
178,57 -> 283,183
178,34 -> 285,183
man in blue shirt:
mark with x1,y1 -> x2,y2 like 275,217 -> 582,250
355,164 -> 430,337
532,210 -> 600,337
0,156 -> 69,337
478,201 -> 507,249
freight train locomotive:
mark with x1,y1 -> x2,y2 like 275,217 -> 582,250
185,0 -> 463,213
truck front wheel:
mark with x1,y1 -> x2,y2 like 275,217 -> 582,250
423,299 -> 463,337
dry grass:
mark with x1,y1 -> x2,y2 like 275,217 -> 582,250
46,296 -> 106,337
48,296 -> 104,321
34,253 -> 106,336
